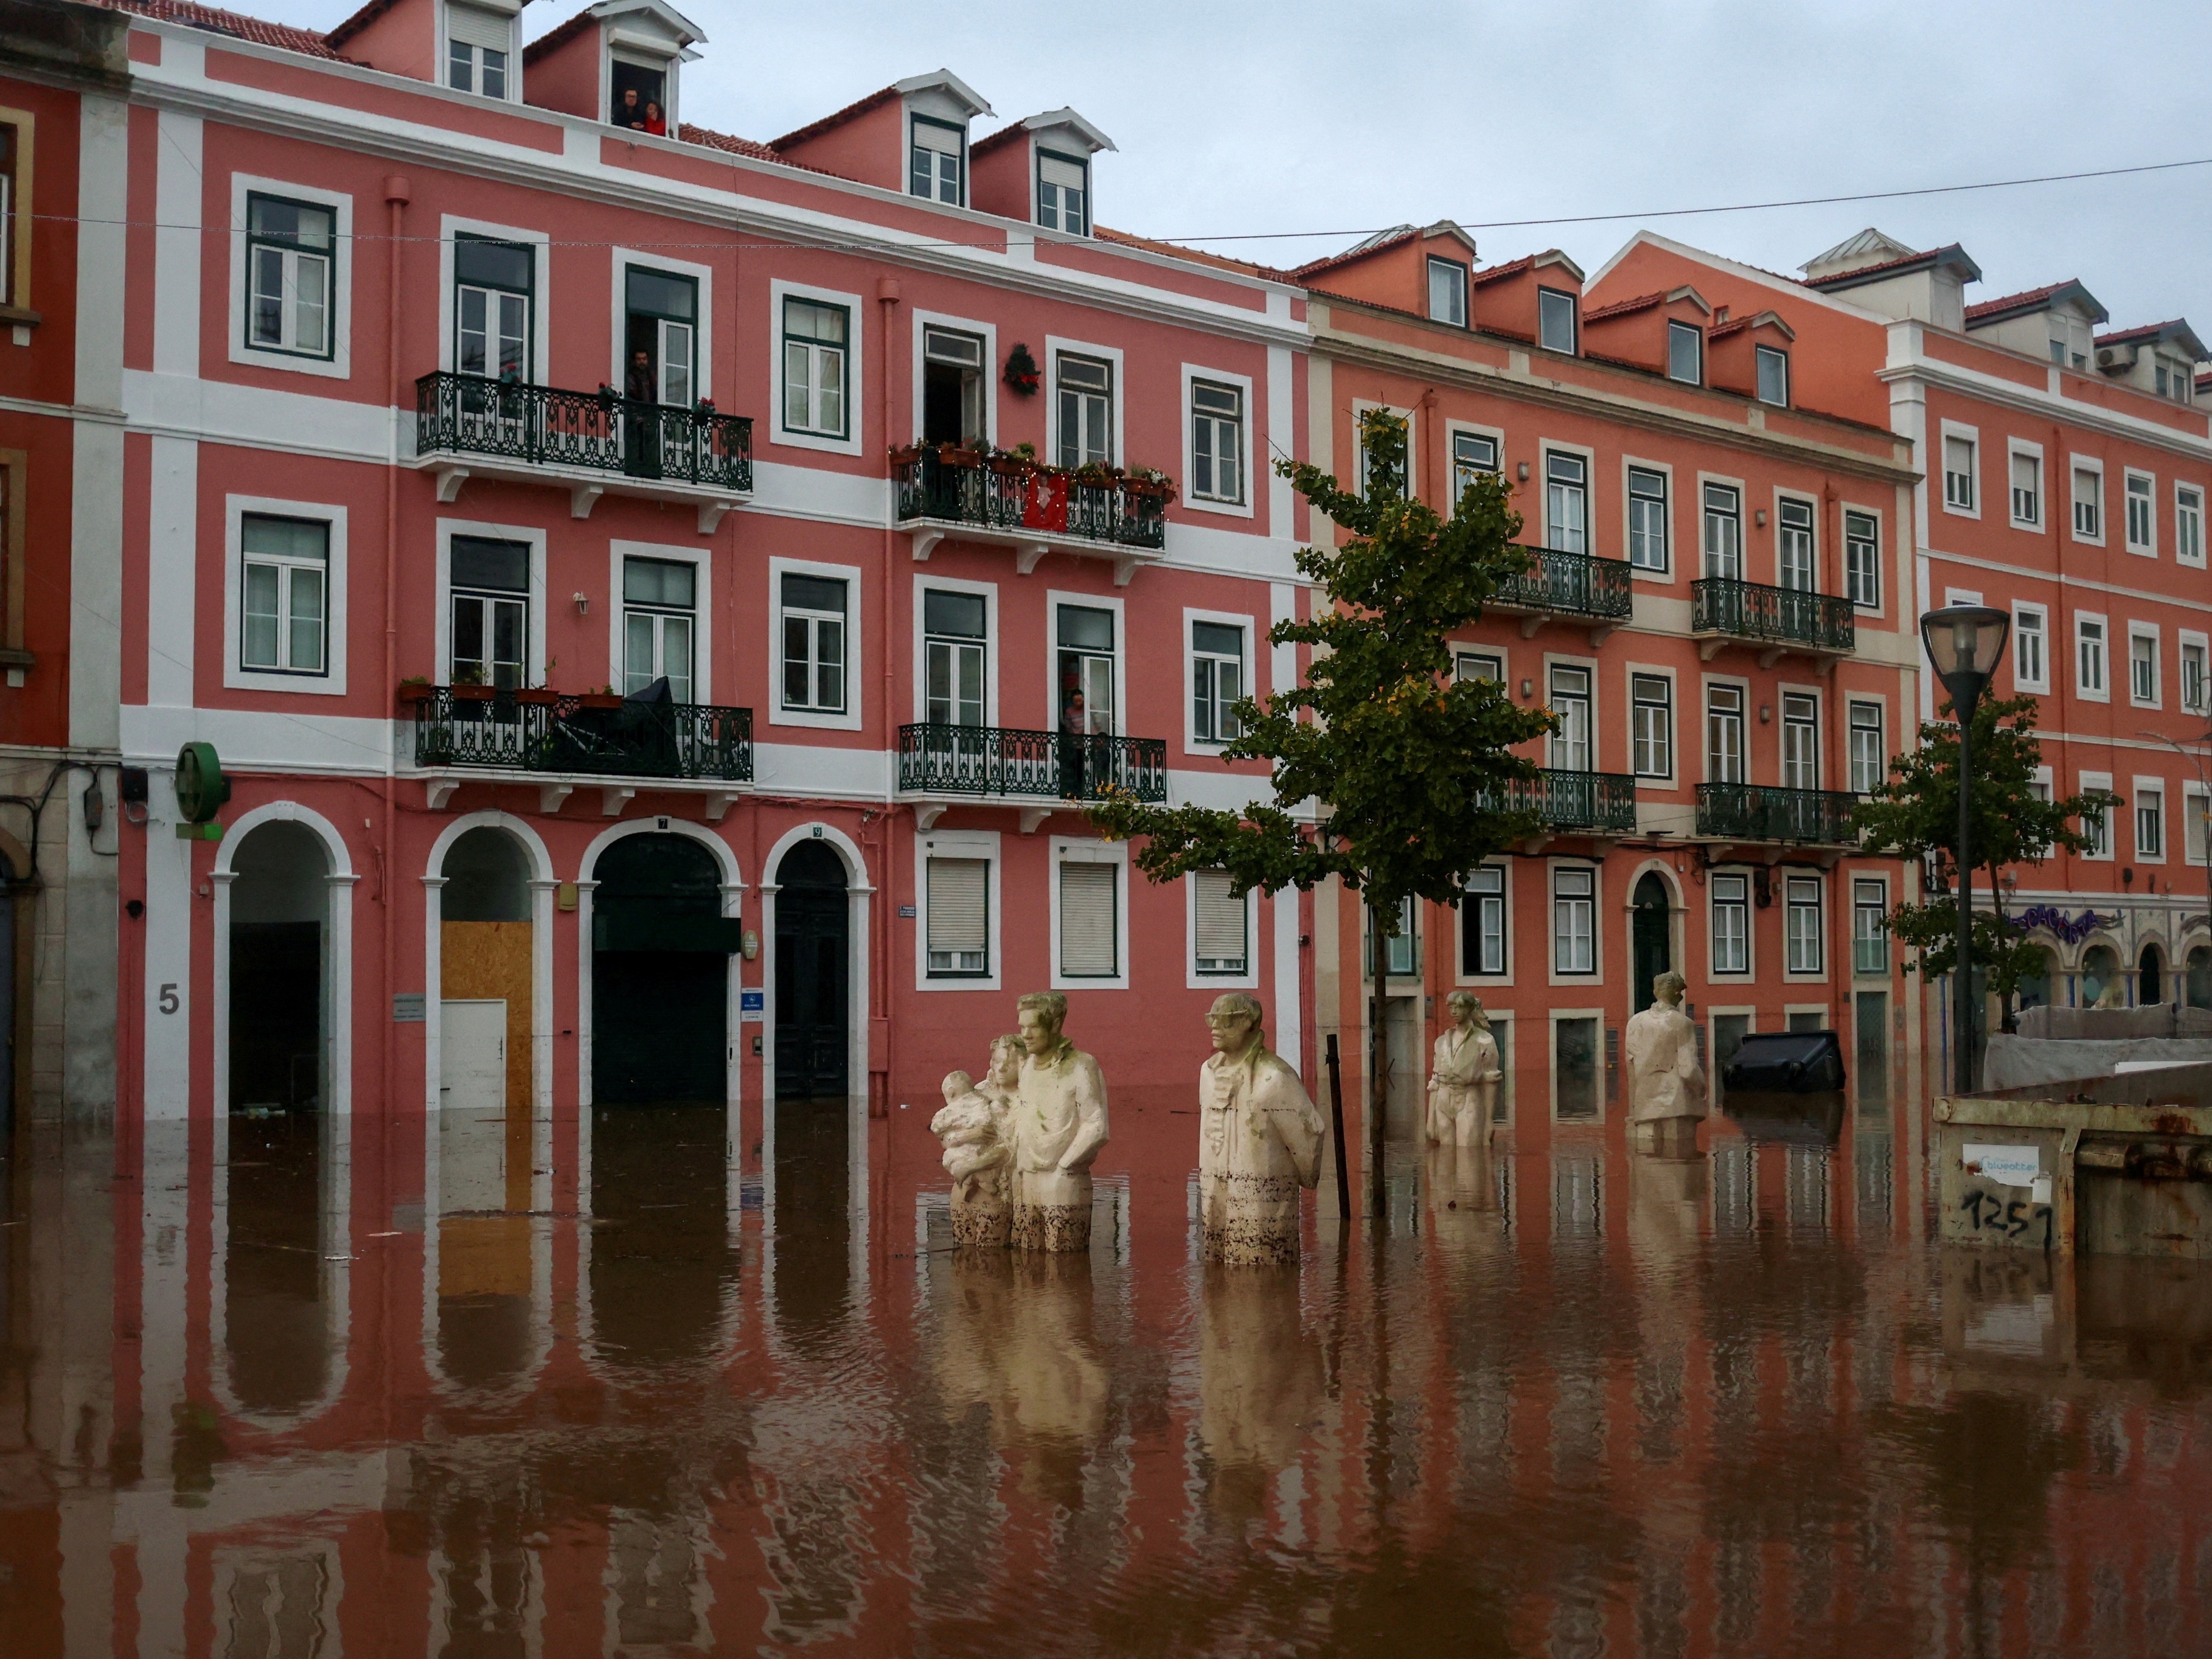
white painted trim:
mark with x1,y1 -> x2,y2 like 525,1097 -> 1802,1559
435,516 -> 548,687
909,307 -> 998,447
2004,436 -> 2047,532
2132,774 -> 2171,865
1779,869 -> 1829,983
2073,609 -> 2111,704
1184,869 -> 1259,990
607,243 -> 714,403
1619,450 -> 1676,582
437,213 -> 552,382
1624,659 -> 1679,787
909,571 -> 999,726
1545,856 -> 1604,987
1455,858 -> 1514,987
1049,834 -> 1130,992
757,820 -> 874,1191
914,825 -> 1002,992
1044,586 -> 1128,736
2078,769 -> 2116,860
1044,333 -> 1127,467
1936,418 -> 1982,521
2126,620 -> 2162,711
2123,465 -> 2160,558
221,493 -> 349,696
1706,864 -> 1757,983
1181,603 -> 1257,757
1545,1006 -> 1608,1127
2011,599 -> 2051,694
2069,453 -> 2107,548
1180,360 -> 1256,519
767,554 -> 864,731
768,277 -> 866,456
607,537 -> 712,701
227,172 -> 354,381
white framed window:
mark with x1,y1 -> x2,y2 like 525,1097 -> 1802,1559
770,280 -> 864,456
1188,614 -> 1248,748
1781,692 -> 1820,790
2177,484 -> 2206,568
617,550 -> 700,702
228,175 -> 353,380
1189,870 -> 1256,985
2129,626 -> 2160,708
922,586 -> 988,728
1035,148 -> 1088,234
1941,426 -> 1978,515
1455,649 -> 1504,684
2071,459 -> 2104,543
1852,878 -> 1888,977
916,828 -> 1001,991
1785,876 -> 1823,975
446,1 -> 513,98
614,249 -> 714,412
1055,352 -> 1114,468
1710,872 -> 1750,976
1848,700 -> 1883,795
2136,782 -> 2165,862
2079,771 -> 2114,859
1776,496 -> 1817,592
1051,839 -> 1128,990
2182,631 -> 2208,715
2012,603 -> 2048,692
1052,593 -> 1124,739
1547,662 -> 1593,772
1428,257 -> 1468,327
2125,469 -> 2157,555
1668,319 -> 1702,384
228,505 -> 343,694
1843,508 -> 1880,610
1451,427 -> 1501,504
2008,444 -> 2043,528
2188,784 -> 2211,866
1702,481 -> 1742,579
1544,449 -> 1590,555
909,112 -> 965,205
768,557 -> 861,730
2076,613 -> 2108,701
1755,344 -> 1789,407
1461,864 -> 1508,978
1705,681 -> 1745,783
1537,287 -> 1577,354
1352,400 -> 1413,499
1370,896 -> 1419,981
1551,864 -> 1596,976
1185,369 -> 1251,511
433,516 -> 543,695
1627,465 -> 1668,572
1631,673 -> 1672,779
920,323 -> 987,446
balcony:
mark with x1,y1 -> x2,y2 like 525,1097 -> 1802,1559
412,372 -> 753,532
892,448 -> 1170,586
1498,768 -> 1639,836
897,723 -> 1168,829
1696,782 -> 1859,848
1691,577 -> 1854,666
1490,546 -> 1634,642
407,686 -> 752,816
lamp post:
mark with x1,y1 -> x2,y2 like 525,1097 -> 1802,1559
1921,605 -> 2011,1094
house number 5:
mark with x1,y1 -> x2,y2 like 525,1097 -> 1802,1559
158,984 -> 179,1015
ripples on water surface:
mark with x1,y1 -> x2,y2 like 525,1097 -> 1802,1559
3,1091 -> 2210,1656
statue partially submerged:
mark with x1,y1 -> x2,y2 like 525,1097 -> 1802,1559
930,1034 -> 1022,1247
1426,991 -> 1502,1147
1197,992 -> 1326,1265
1624,970 -> 1708,1156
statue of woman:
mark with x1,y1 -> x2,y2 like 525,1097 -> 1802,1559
1623,970 -> 1708,1156
1427,992 -> 1502,1147
1197,992 -> 1326,1265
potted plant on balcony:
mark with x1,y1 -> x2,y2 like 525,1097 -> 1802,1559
450,666 -> 496,704
1121,464 -> 1176,504
577,684 -> 624,710
937,442 -> 985,469
513,685 -> 558,708
395,675 -> 434,708
888,442 -> 923,468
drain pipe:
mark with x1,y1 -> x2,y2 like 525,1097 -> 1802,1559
383,176 -> 410,1155
875,276 -> 901,1121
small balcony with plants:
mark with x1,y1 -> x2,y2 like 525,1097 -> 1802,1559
1690,577 -> 1854,666
400,675 -> 753,818
896,722 -> 1169,830
891,443 -> 1174,586
412,372 -> 753,532
1488,544 -> 1634,643
1695,782 -> 1859,850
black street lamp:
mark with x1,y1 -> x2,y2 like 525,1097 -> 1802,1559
1921,604 -> 2011,1094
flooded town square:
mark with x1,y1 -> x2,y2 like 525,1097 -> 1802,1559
5,1067 -> 2210,1657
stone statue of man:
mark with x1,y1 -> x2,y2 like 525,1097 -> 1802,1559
1624,970 -> 1708,1156
1197,992 -> 1326,1265
1010,992 -> 1109,1253
1427,991 -> 1502,1147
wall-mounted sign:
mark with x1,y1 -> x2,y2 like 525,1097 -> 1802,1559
740,989 -> 765,1023
392,993 -> 426,1023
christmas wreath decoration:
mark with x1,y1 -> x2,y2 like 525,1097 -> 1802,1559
1003,342 -> 1041,397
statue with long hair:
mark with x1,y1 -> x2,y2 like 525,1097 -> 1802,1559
1197,993 -> 1326,1264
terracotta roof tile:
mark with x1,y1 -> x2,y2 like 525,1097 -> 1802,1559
677,123 -> 781,164
1582,291 -> 1664,323
1964,282 -> 2066,321
1289,228 -> 1416,282
770,83 -> 900,152
100,0 -> 342,57
2096,319 -> 2189,347
325,0 -> 402,49
1091,228 -> 1292,283
1802,242 -> 1978,290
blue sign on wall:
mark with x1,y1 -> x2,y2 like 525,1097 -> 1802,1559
740,989 -> 765,1023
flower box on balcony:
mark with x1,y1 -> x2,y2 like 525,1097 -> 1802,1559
1121,478 -> 1174,502
395,683 -> 436,707
576,692 -> 624,710
451,683 -> 496,703
512,687 -> 558,707
937,447 -> 984,468
888,443 -> 923,468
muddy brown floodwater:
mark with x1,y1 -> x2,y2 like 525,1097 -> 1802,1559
4,1083 -> 2211,1657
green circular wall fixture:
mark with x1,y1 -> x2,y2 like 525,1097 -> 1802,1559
173,742 -> 231,824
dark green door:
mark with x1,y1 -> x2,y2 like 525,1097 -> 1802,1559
774,840 -> 849,1099
1632,872 -> 1671,1014
593,833 -> 728,1104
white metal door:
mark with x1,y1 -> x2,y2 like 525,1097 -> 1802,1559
440,998 -> 507,1212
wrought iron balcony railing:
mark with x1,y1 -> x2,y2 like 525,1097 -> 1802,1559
892,451 -> 1169,552
897,723 -> 1168,802
415,372 -> 753,493
1492,546 -> 1634,622
411,689 -> 753,782
1497,768 -> 1639,833
1696,782 -> 1859,846
1691,577 -> 1855,653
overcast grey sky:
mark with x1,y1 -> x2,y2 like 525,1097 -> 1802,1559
268,0 -> 2212,329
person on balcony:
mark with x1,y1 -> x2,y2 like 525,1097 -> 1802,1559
1060,686 -> 1090,799
625,348 -> 661,479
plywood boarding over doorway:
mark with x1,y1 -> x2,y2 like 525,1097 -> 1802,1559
442,920 -> 532,1209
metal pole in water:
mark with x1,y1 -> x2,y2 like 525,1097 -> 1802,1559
1326,1033 -> 1351,1222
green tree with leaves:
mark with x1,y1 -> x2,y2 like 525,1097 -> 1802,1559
1087,411 -> 1553,1192
1852,692 -> 2118,1025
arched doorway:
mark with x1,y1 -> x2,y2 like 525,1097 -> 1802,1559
2138,943 -> 2165,1005
2081,944 -> 2121,1007
593,833 -> 729,1104
2189,947 -> 2212,1009
1631,872 -> 1671,1014
775,840 -> 849,1100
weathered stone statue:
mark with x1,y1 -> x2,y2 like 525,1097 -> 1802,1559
1624,970 -> 1708,1156
1197,992 -> 1326,1265
1426,991 -> 1502,1147
1010,992 -> 1109,1253
930,1046 -> 1015,1247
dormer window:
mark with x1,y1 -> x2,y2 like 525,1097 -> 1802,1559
1668,320 -> 1702,384
446,2 -> 513,99
1037,150 -> 1088,234
1427,258 -> 1467,327
910,115 -> 965,205
1538,287 -> 1577,355
1756,345 -> 1790,406
610,58 -> 669,133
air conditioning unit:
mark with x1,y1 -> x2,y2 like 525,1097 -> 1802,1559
2096,344 -> 2136,371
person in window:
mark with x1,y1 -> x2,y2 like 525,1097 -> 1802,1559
1060,684 -> 1090,798
624,347 -> 661,478
616,87 -> 647,130
643,99 -> 667,136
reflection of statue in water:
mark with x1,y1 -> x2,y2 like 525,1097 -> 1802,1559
931,1041 -> 1018,1248
1425,1138 -> 1502,1254
1198,993 -> 1326,1265
1197,1262 -> 1323,1522
1012,993 -> 1110,1253
1624,971 -> 1708,1156
1426,991 -> 1502,1147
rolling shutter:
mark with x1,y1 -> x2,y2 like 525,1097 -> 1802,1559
447,1 -> 511,51
926,857 -> 988,975
1058,860 -> 1118,978
1194,871 -> 1247,974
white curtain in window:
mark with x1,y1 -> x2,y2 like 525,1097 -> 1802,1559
1059,861 -> 1118,976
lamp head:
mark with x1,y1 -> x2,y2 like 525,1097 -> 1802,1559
1920,603 -> 2010,710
